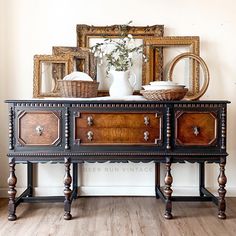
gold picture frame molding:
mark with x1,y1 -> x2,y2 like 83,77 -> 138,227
33,55 -> 70,98
52,46 -> 97,80
144,36 -> 200,97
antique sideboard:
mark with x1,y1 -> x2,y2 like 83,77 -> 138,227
5,99 -> 229,220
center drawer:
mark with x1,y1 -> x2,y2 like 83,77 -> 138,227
74,112 -> 162,145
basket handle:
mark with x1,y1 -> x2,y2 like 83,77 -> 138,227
167,53 -> 210,101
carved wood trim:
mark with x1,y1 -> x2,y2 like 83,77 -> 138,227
221,107 -> 226,150
9,106 -> 14,150
8,157 -> 17,221
77,24 -> 164,48
65,107 -> 70,150
64,157 -> 72,220
218,158 -> 227,219
164,156 -> 173,219
7,152 -> 226,157
166,107 -> 171,150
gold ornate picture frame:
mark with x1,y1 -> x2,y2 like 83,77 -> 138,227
143,36 -> 200,97
33,55 -> 70,98
77,24 -> 164,47
52,46 -> 97,80
76,24 -> 164,95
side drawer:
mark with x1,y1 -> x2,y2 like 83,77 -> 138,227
175,111 -> 217,146
74,112 -> 162,145
17,110 -> 61,146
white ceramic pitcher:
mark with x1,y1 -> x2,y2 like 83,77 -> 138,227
109,70 -> 136,97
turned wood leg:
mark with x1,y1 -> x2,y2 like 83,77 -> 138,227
64,157 -> 72,220
8,158 -> 17,221
218,159 -> 227,219
164,158 -> 173,219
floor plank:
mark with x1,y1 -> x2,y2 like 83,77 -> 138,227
0,197 -> 236,236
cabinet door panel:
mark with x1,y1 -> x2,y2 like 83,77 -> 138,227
17,111 -> 60,146
175,111 -> 217,146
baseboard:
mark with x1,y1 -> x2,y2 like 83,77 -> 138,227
78,186 -> 155,196
1,186 -> 236,198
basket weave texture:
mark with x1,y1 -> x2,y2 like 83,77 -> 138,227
58,80 -> 99,98
141,88 -> 188,101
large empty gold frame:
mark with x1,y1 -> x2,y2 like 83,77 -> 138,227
144,36 -> 200,98
76,24 -> 164,95
33,55 -> 70,98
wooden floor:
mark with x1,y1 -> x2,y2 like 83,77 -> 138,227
0,197 -> 236,236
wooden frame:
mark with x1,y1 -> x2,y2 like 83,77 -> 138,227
168,52 -> 210,100
33,55 -> 70,98
144,36 -> 200,97
52,46 -> 97,80
76,24 -> 164,96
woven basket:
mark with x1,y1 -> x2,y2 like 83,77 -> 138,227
57,80 -> 99,98
141,88 -> 188,101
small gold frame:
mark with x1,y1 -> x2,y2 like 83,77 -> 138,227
52,46 -> 97,80
144,36 -> 200,97
33,55 -> 70,98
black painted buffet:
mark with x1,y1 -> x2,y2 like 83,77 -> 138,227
5,99 -> 229,220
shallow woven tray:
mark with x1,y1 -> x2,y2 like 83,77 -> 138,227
58,80 -> 99,98
140,88 -> 188,101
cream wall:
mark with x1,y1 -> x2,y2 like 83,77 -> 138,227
0,0 -> 236,196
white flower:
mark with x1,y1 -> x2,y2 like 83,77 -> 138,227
127,34 -> 133,39
94,51 -> 100,57
113,51 -> 120,60
123,37 -> 129,42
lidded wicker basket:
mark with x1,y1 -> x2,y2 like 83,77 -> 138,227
57,80 -> 99,98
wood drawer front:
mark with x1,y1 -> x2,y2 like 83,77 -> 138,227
175,111 -> 217,146
17,111 -> 60,146
75,112 -> 162,145
76,113 -> 159,128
